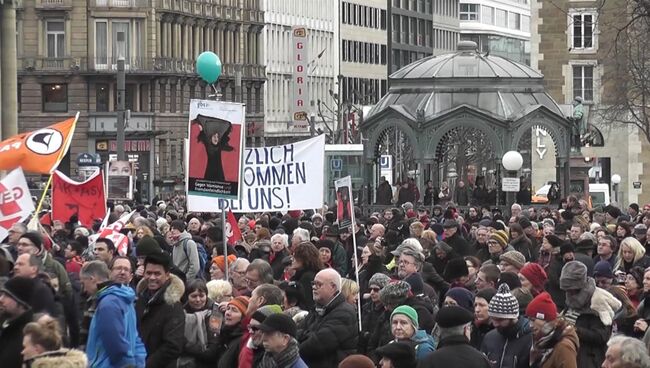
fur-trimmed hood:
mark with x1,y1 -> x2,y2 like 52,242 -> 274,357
590,287 -> 622,326
27,349 -> 87,368
136,273 -> 185,305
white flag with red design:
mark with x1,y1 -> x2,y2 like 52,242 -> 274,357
0,168 -> 35,241
90,210 -> 135,256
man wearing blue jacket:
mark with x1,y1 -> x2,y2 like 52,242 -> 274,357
81,260 -> 146,368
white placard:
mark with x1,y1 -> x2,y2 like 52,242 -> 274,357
502,177 -> 521,192
187,135 -> 325,213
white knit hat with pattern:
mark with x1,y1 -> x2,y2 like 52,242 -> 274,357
488,283 -> 519,319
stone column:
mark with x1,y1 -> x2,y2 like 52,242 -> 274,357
224,26 -> 231,63
182,22 -> 189,61
1,1 -> 18,140
156,15 -> 162,57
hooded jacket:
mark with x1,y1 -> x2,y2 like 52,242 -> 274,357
418,335 -> 491,368
136,274 -> 186,368
297,292 -> 359,368
24,349 -> 87,368
393,329 -> 435,360
480,316 -> 533,368
86,284 -> 146,368
531,322 -> 579,368
172,231 -> 200,279
0,309 -> 34,368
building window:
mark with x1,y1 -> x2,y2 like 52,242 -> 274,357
496,9 -> 507,27
46,20 -> 65,59
94,19 -> 143,69
342,39 -> 348,61
42,84 -> 67,112
573,65 -> 594,102
96,83 -> 109,112
509,12 -> 521,30
482,6 -> 494,25
572,12 -> 595,49
460,4 -> 479,21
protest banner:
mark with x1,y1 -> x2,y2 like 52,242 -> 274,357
0,114 -> 78,174
88,210 -> 135,256
226,210 -> 242,245
334,176 -> 354,230
0,168 -> 35,241
52,170 -> 107,226
187,134 -> 325,213
187,99 -> 245,200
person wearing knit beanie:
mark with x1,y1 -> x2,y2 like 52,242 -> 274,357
488,283 -> 520,320
211,254 -> 237,273
559,261 -> 588,291
519,263 -> 548,296
443,257 -> 470,283
444,287 -> 475,313
499,250 -> 526,273
490,230 -> 509,249
379,280 -> 411,307
389,305 -> 436,360
526,292 -> 579,368
0,276 -> 36,310
593,260 -> 614,289
243,304 -> 283,366
18,231 -> 44,253
369,273 -> 391,290
338,354 -> 375,368
227,295 -> 250,316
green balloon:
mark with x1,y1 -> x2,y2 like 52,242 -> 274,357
196,51 -> 222,84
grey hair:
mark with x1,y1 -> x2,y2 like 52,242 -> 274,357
12,223 -> 27,234
247,259 -> 274,284
229,258 -> 250,273
80,260 -> 110,281
318,268 -> 342,291
270,233 -> 289,248
292,228 -> 310,243
439,323 -> 470,340
608,335 -> 650,368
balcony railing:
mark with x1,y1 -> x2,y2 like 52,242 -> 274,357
19,57 -> 86,72
91,0 -> 148,7
35,0 -> 72,8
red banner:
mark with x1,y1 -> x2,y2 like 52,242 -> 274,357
226,210 -> 242,245
52,170 -> 106,226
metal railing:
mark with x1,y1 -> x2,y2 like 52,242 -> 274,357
35,0 -> 72,7
91,0 -> 148,7
19,57 -> 86,71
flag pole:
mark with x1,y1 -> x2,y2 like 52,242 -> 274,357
222,207 -> 229,282
350,209 -> 362,332
32,112 -> 80,219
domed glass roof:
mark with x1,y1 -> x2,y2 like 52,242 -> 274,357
366,41 -> 563,121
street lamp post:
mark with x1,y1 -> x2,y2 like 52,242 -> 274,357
611,174 -> 621,205
502,151 -> 523,216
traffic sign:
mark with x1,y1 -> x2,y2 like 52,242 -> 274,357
331,158 -> 343,171
77,153 -> 102,166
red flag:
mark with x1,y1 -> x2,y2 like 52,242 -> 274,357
226,210 -> 242,245
52,170 -> 106,226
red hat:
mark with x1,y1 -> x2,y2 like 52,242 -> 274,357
525,292 -> 557,322
406,209 -> 416,218
519,263 -> 548,293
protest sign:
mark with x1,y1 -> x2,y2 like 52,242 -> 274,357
52,170 -> 106,226
334,176 -> 354,230
0,168 -> 35,240
106,160 -> 134,200
187,99 -> 245,200
187,135 -> 325,213
0,114 -> 78,174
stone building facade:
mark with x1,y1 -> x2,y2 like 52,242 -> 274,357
15,0 -> 265,202
531,0 -> 650,204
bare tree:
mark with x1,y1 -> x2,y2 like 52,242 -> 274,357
598,3 -> 650,143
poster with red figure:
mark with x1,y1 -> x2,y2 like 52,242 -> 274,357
187,99 -> 245,200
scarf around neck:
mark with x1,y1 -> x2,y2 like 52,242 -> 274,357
530,321 -> 571,367
258,338 -> 300,368
565,277 -> 596,311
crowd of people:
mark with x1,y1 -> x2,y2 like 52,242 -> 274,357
2,195 -> 650,368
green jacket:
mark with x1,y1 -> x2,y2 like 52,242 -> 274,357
41,251 -> 72,297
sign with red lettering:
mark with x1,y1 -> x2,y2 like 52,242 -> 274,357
52,170 -> 107,226
0,168 -> 35,241
292,26 -> 309,130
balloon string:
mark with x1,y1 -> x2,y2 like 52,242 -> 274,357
210,83 -> 220,100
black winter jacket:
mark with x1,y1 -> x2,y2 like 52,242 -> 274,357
366,309 -> 393,362
297,292 -> 359,368
572,309 -> 611,368
359,300 -> 385,354
445,233 -> 472,257
480,317 -> 532,368
136,274 -> 186,368
418,335 -> 491,368
509,236 -> 534,261
0,310 -> 33,368
269,249 -> 288,280
290,267 -> 317,311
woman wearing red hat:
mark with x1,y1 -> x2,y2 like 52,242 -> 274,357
518,263 -> 548,297
526,292 -> 579,368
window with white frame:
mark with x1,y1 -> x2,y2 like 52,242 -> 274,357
95,19 -> 143,70
496,9 -> 507,27
509,12 -> 521,30
573,64 -> 594,102
46,20 -> 65,59
481,6 -> 494,25
571,11 -> 596,49
460,4 -> 479,21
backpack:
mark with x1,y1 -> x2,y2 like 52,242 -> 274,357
181,239 -> 208,279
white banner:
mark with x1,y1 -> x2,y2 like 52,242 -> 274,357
0,168 -> 35,241
188,135 -> 325,213
291,26 -> 309,130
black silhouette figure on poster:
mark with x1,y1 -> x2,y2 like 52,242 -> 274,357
337,185 -> 352,229
192,115 -> 235,182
